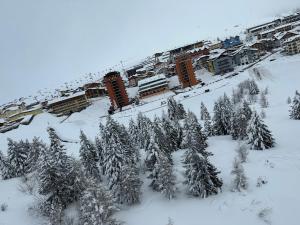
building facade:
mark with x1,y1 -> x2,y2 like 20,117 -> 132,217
284,35 -> 300,55
47,92 -> 89,116
138,74 -> 169,98
212,54 -> 234,75
230,47 -> 258,66
103,71 -> 129,109
175,55 -> 198,88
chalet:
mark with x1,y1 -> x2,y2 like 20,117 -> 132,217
230,46 -> 259,66
283,35 -> 300,55
47,92 -> 90,116
203,50 -> 234,75
250,39 -> 278,53
83,82 -> 106,99
138,74 -> 169,98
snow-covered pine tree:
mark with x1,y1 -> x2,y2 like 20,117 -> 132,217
95,136 -> 104,174
67,158 -> 87,202
290,91 -> 300,120
145,127 -> 167,172
156,152 -> 177,199
177,102 -> 187,120
204,119 -> 213,137
79,179 -> 120,225
161,113 -> 180,151
264,87 -> 269,95
7,138 -> 29,178
212,95 -> 232,136
230,111 -> 240,140
38,127 -> 73,216
182,111 -> 209,157
247,111 -> 275,150
167,97 -> 186,120
236,143 -> 249,163
200,102 -> 210,120
287,96 -> 292,104
128,118 -> 140,149
0,150 -> 12,180
260,92 -> 269,108
260,110 -> 266,119
242,100 -> 252,121
167,97 -> 177,121
136,112 -> 152,149
231,157 -> 248,192
151,117 -> 173,160
27,137 -> 46,173
102,116 -> 137,203
183,149 -> 222,198
79,130 -> 101,180
231,103 -> 252,140
249,79 -> 260,95
119,161 -> 142,205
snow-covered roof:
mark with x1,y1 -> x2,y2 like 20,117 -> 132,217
209,49 -> 226,60
48,91 -> 86,105
138,74 -> 167,86
284,34 -> 300,44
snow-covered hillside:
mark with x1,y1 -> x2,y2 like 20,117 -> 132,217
1,53 -> 300,225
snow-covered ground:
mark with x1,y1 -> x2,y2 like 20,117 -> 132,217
1,53 -> 300,225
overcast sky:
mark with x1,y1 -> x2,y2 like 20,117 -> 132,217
0,0 -> 299,104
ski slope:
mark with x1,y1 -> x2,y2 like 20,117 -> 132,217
1,53 -> 300,225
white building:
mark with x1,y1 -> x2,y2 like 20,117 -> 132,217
138,74 -> 169,98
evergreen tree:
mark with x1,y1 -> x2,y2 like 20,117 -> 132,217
156,153 -> 177,200
79,179 -> 119,225
182,111 -> 209,157
204,119 -> 213,137
248,79 -> 260,95
68,159 -> 88,202
290,91 -> 300,120
27,137 -> 46,173
183,149 -> 222,198
95,136 -> 104,174
231,157 -> 248,192
162,114 -> 181,151
38,127 -> 73,219
0,150 -> 11,180
260,92 -> 269,108
236,143 -> 249,163
79,130 -> 100,180
247,112 -> 275,150
136,112 -> 152,149
167,97 -> 186,120
212,95 -> 232,136
7,138 -> 29,177
200,102 -> 210,120
119,162 -> 142,205
287,96 -> 292,104
231,103 -> 252,140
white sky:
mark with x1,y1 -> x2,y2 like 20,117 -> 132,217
0,0 -> 299,104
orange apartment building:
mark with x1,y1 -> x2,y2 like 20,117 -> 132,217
103,71 -> 129,109
175,54 -> 198,88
